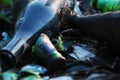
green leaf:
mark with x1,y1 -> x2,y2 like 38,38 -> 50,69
18,71 -> 43,80
18,65 -> 47,80
56,36 -> 65,51
19,75 -> 43,80
0,72 -> 18,80
0,13 -> 11,23
20,64 -> 47,75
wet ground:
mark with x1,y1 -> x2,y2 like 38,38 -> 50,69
1,0 -> 120,80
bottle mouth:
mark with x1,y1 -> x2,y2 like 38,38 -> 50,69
0,50 -> 15,72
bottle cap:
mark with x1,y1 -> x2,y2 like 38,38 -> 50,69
0,50 -> 15,72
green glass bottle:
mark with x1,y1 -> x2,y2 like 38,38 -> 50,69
32,34 -> 66,72
90,0 -> 120,12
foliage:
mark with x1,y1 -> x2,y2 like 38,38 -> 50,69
0,0 -> 13,23
0,0 -> 13,7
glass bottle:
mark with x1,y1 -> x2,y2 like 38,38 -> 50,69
0,0 -> 65,72
33,34 -> 66,71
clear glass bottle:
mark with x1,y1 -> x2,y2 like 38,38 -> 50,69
0,0 -> 65,72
